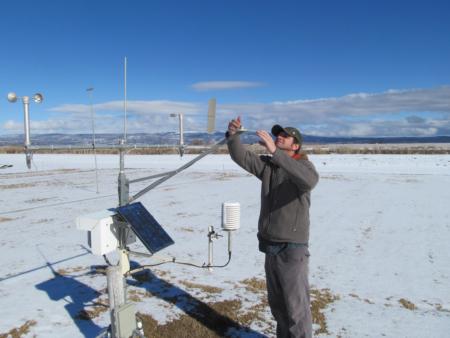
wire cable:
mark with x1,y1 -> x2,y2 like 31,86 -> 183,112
102,254 -> 116,266
0,193 -> 116,216
126,252 -> 232,276
0,173 -> 226,216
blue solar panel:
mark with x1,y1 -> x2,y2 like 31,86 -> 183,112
116,202 -> 174,254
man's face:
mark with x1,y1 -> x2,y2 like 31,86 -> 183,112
275,132 -> 299,152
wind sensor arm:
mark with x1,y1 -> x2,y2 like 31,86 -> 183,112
128,135 -> 231,203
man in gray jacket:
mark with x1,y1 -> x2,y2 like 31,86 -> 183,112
226,117 -> 319,338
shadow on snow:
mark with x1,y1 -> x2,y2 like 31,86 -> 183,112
35,262 -> 105,338
129,265 -> 267,338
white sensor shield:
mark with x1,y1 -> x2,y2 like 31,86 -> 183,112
222,202 -> 240,231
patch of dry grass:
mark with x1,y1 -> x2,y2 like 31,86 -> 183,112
138,287 -> 341,337
128,290 -> 148,302
179,280 -> 224,294
349,293 -> 375,304
0,182 -> 36,190
134,274 -> 268,337
153,269 -> 170,278
75,300 -> 109,320
238,298 -> 270,328
56,266 -> 86,275
0,320 -> 37,338
311,288 -> 340,335
135,275 -> 341,337
139,299 -> 244,338
241,277 -> 266,293
399,298 -> 416,310
0,217 -> 13,223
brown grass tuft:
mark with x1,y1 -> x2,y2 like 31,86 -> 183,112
132,274 -> 343,337
0,320 -> 37,338
76,302 -> 109,320
0,217 -> 13,223
0,182 -> 36,190
311,288 -> 340,335
399,298 -> 416,310
348,293 -> 374,304
139,299 -> 243,338
179,280 -> 224,294
56,266 -> 86,275
241,277 -> 266,293
238,298 -> 270,327
128,290 -> 147,302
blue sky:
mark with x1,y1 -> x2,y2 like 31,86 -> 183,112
1,0 -> 449,137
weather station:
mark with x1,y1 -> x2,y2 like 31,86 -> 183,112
73,59 -> 245,338
6,58 -> 246,338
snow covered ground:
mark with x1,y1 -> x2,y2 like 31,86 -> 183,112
0,153 -> 449,337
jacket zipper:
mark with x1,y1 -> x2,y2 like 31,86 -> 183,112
265,164 -> 278,234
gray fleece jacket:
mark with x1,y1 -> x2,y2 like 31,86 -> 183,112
227,134 -> 319,244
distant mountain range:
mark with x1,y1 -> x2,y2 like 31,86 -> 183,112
0,132 -> 449,147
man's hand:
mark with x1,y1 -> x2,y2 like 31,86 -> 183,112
227,116 -> 242,136
256,130 -> 276,154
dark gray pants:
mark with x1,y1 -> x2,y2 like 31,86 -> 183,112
264,246 -> 312,338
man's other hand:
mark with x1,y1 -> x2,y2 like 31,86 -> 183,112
256,130 -> 276,154
227,116 -> 242,136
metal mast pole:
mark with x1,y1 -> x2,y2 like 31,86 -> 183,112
7,92 -> 43,170
179,113 -> 185,156
87,88 -> 99,194
109,57 -> 131,338
22,96 -> 32,169
118,56 -> 130,208
123,56 -> 127,143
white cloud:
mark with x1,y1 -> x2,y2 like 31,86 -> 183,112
50,100 -> 201,116
215,86 -> 450,136
48,104 -> 90,115
191,81 -> 266,91
3,120 -> 23,130
3,86 -> 450,137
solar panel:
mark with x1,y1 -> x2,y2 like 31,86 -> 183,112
116,202 -> 174,254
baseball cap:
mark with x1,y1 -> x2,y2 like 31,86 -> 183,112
271,124 -> 303,144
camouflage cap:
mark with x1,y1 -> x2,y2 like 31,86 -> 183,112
271,124 -> 303,144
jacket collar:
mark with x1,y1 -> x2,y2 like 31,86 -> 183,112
291,152 -> 308,161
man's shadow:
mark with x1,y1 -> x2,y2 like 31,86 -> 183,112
35,263 -> 105,338
129,265 -> 267,338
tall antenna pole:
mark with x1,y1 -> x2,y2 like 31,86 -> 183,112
111,58 -> 131,337
119,56 -> 130,207
123,56 -> 128,143
87,87 -> 99,194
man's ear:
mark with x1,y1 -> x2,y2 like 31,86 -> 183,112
292,143 -> 300,152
